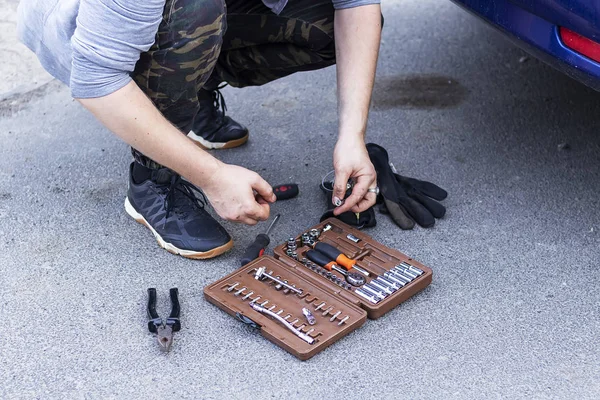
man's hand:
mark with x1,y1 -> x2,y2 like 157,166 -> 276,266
202,164 -> 276,225
79,82 -> 275,226
332,136 -> 377,215
331,5 -> 381,216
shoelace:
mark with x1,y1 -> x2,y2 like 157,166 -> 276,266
212,84 -> 229,125
162,175 -> 208,226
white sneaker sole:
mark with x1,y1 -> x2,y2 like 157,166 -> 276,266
187,130 -> 249,150
124,197 -> 233,260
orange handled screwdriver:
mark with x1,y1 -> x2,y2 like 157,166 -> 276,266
314,242 -> 370,277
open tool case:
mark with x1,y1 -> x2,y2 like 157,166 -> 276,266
204,218 -> 432,360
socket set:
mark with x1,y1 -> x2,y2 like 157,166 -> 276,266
204,218 -> 432,359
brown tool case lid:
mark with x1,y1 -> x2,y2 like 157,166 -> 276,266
204,256 -> 368,360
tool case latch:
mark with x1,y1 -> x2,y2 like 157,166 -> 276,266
236,312 -> 260,329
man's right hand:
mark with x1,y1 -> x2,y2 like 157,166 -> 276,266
202,163 -> 276,225
78,82 -> 275,227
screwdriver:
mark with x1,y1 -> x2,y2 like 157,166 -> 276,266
240,214 -> 281,266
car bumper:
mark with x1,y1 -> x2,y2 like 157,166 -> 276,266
450,0 -> 600,91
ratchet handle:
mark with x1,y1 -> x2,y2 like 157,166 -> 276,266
314,242 -> 356,270
241,234 -> 270,266
306,250 -> 336,271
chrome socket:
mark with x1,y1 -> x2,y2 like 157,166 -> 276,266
354,288 -> 379,304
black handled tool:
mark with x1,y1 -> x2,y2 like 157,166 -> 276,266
306,250 -> 366,287
241,214 -> 281,266
273,184 -> 299,201
147,288 -> 181,352
313,242 -> 371,277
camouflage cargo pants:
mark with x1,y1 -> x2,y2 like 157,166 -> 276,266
133,0 -> 336,133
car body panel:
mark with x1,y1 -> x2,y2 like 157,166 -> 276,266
451,0 -> 600,90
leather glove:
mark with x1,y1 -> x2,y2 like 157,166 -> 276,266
366,143 -> 447,229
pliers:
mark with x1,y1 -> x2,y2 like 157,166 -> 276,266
147,288 -> 181,352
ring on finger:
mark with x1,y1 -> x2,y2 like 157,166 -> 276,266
367,186 -> 380,195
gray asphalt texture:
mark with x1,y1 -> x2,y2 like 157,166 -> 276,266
1,1 -> 599,399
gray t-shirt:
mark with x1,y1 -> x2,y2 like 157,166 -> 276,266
17,0 -> 380,99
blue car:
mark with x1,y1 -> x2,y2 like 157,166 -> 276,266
450,0 -> 600,91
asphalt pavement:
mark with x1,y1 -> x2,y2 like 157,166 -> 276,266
1,0 -> 599,399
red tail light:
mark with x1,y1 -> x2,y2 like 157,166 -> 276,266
559,27 -> 600,64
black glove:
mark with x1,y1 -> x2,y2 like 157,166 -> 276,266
319,180 -> 376,228
366,143 -> 447,229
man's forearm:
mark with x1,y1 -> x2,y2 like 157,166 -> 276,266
334,5 -> 382,140
78,81 -> 222,187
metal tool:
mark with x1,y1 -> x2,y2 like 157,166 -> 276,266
302,308 -> 316,325
346,234 -> 360,243
338,316 -> 349,326
369,279 -> 394,295
354,288 -> 379,304
249,303 -> 315,345
400,262 -> 424,275
227,282 -> 240,292
234,287 -> 246,296
389,268 -> 413,282
274,277 -> 284,290
393,266 -> 417,280
330,311 -> 341,322
306,250 -> 368,286
384,272 -> 408,286
147,288 -> 181,352
283,283 -> 294,295
315,302 -> 326,311
378,276 -> 401,290
362,284 -> 386,300
241,214 -> 281,266
242,291 -> 254,300
254,266 -> 303,295
309,229 -> 320,240
322,307 -> 334,317
346,272 -> 367,287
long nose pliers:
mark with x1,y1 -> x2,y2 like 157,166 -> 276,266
147,288 -> 181,352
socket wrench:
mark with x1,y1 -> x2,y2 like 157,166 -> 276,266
250,302 -> 315,345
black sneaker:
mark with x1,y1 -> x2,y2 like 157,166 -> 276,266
124,163 -> 233,259
187,86 -> 249,150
